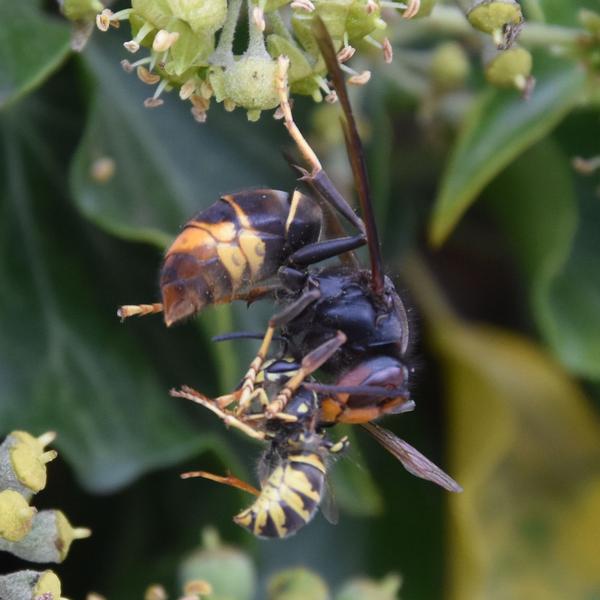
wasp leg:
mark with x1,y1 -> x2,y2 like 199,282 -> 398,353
214,390 -> 241,409
327,435 -> 350,454
235,289 -> 321,415
276,56 -> 366,237
117,303 -> 163,321
287,235 -> 366,268
171,385 -> 266,441
265,331 -> 347,418
231,285 -> 281,304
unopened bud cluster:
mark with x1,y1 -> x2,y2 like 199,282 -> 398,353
464,0 -> 533,93
172,527 -> 403,599
0,431 -> 91,600
82,0 -> 425,121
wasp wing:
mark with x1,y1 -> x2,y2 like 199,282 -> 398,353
320,476 -> 340,525
362,422 -> 463,493
312,17 -> 385,294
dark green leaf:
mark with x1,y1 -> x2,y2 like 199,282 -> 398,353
0,1 -> 70,109
487,137 -> 600,379
70,36 -> 290,247
429,56 -> 585,246
0,95 -> 232,493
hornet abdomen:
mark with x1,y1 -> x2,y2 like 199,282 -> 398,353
160,189 -> 321,326
233,450 -> 325,539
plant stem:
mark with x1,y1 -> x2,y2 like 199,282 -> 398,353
247,0 -> 269,56
521,0 -> 546,23
211,0 -> 243,65
520,22 -> 582,47
391,5 -> 584,49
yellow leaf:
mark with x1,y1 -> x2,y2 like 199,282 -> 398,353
406,257 -> 600,600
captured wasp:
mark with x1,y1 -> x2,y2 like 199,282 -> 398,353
176,332 -> 350,539
175,332 -> 459,538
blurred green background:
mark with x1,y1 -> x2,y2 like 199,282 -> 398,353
1,1 -> 600,599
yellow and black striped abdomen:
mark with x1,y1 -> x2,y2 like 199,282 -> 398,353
233,451 -> 326,539
159,189 -> 321,326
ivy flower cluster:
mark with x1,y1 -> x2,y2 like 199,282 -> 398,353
89,0 -> 423,121
0,431 -> 90,600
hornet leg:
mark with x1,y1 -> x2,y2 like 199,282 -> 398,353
235,289 -> 321,415
265,330 -> 347,418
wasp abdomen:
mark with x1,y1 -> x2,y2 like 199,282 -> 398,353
233,451 -> 325,539
160,189 -> 321,326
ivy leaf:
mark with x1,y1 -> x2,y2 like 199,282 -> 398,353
0,0 -> 70,109
406,258 -> 600,600
429,56 -> 585,247
0,94 -> 228,493
69,35 -> 290,247
487,135 -> 600,379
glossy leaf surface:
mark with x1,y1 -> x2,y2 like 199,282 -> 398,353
429,57 -> 585,246
0,0 -> 70,109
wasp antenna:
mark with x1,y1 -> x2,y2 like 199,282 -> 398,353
312,17 -> 385,295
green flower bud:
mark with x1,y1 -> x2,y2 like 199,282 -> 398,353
222,55 -> 280,111
430,41 -> 470,91
0,570 -> 63,600
167,0 -> 228,35
347,0 -> 385,43
467,0 -> 522,34
268,568 -> 330,600
178,529 -> 256,600
61,0 -> 104,21
0,490 -> 36,542
0,509 -> 91,563
0,431 -> 57,499
335,574 -> 401,600
484,46 -> 532,91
